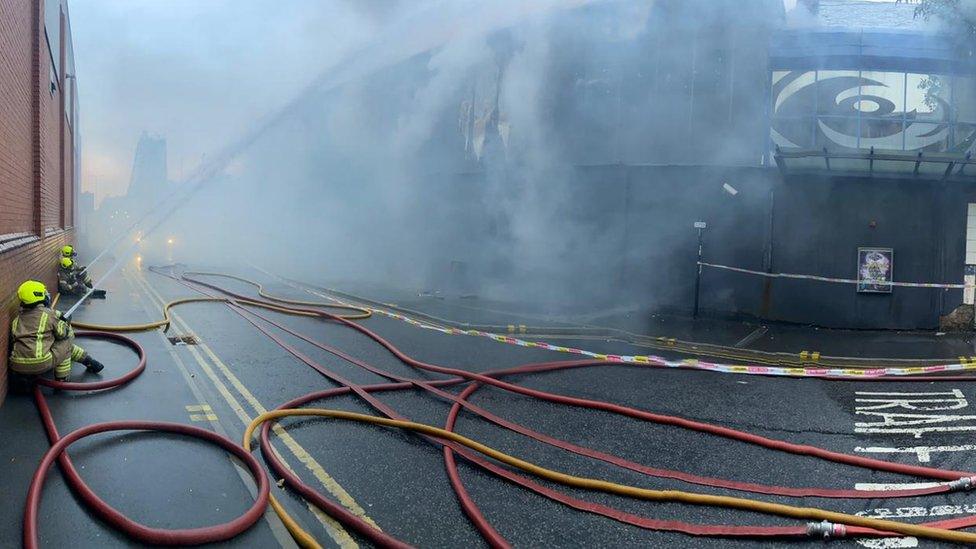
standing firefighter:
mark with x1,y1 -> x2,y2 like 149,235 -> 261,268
9,280 -> 104,383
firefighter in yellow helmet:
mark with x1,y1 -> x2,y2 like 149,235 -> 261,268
8,280 -> 104,383
58,245 -> 106,298
58,257 -> 92,295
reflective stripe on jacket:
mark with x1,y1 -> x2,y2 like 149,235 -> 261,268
9,306 -> 69,369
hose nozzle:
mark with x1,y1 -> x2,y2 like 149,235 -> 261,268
807,520 -> 847,540
948,476 -> 976,492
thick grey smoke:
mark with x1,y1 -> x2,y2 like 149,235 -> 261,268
82,0 -> 794,314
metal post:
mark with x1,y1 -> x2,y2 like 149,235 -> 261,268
693,221 -> 706,318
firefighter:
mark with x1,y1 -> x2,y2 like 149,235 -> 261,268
58,257 -> 92,295
59,245 -> 106,298
9,280 -> 104,383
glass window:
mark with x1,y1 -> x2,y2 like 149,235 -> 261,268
952,123 -> 976,153
44,0 -> 60,79
955,75 -> 976,124
772,70 -> 816,118
815,70 -> 861,116
860,117 -> 906,151
771,117 -> 814,148
904,122 -> 950,152
907,73 -> 949,123
772,68 -> 976,155
816,116 -> 859,150
64,15 -> 74,126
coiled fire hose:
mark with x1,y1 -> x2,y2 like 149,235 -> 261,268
24,331 -> 269,548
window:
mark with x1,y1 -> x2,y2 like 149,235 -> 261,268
771,69 -> 976,154
44,0 -> 60,77
64,14 -> 75,127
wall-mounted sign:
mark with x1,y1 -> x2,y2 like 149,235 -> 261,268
857,247 -> 893,293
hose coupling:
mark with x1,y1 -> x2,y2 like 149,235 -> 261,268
948,476 -> 976,491
806,520 -> 847,540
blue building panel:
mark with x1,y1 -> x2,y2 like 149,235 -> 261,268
771,29 -> 971,74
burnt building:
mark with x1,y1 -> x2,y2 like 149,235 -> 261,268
201,0 -> 974,329
0,0 -> 80,402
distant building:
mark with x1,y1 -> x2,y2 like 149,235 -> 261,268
127,133 -> 169,213
88,133 -> 170,253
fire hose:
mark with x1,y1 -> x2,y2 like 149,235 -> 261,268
173,270 -> 976,545
29,268 -> 976,547
248,409 -> 976,545
23,331 -> 269,548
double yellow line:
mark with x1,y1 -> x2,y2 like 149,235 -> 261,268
130,270 -> 378,548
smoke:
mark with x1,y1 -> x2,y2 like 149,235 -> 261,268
79,0 -> 797,314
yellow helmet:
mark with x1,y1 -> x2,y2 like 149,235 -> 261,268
17,280 -> 48,306
61,245 -> 76,258
60,257 -> 74,269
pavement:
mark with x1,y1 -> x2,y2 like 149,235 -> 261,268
2,263 -> 976,547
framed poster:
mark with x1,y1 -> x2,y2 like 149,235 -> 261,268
857,247 -> 893,293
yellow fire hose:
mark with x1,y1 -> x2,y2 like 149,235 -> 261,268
245,409 -> 976,546
54,276 -> 370,332
53,274 -> 976,545
184,271 -> 371,319
69,297 -> 227,332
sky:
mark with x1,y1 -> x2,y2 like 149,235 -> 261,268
70,0 -> 398,206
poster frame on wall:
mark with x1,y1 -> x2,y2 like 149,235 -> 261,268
857,247 -> 894,294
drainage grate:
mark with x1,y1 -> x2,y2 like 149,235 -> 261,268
167,334 -> 199,346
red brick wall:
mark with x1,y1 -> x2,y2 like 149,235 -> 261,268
0,0 -> 77,404
0,0 -> 35,235
0,233 -> 71,400
39,48 -> 60,232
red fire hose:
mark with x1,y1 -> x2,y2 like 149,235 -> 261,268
147,270 -> 976,545
23,331 -> 269,548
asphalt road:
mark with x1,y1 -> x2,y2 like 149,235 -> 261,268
3,264 -> 976,548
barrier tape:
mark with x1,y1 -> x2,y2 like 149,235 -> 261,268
699,262 -> 975,289
288,283 -> 976,380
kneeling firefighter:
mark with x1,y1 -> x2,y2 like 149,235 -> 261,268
9,280 -> 104,382
59,245 -> 105,298
58,257 -> 91,295
58,257 -> 106,298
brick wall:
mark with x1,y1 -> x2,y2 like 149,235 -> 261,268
0,0 -> 78,405
0,233 -> 71,399
39,48 -> 60,231
0,0 -> 34,235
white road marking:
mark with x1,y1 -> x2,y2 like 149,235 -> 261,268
854,390 -> 976,439
733,325 -> 767,348
854,444 -> 976,463
856,538 -> 918,548
851,391 -> 974,547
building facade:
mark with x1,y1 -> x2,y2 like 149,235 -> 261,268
0,0 -> 79,403
167,0 -> 975,330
